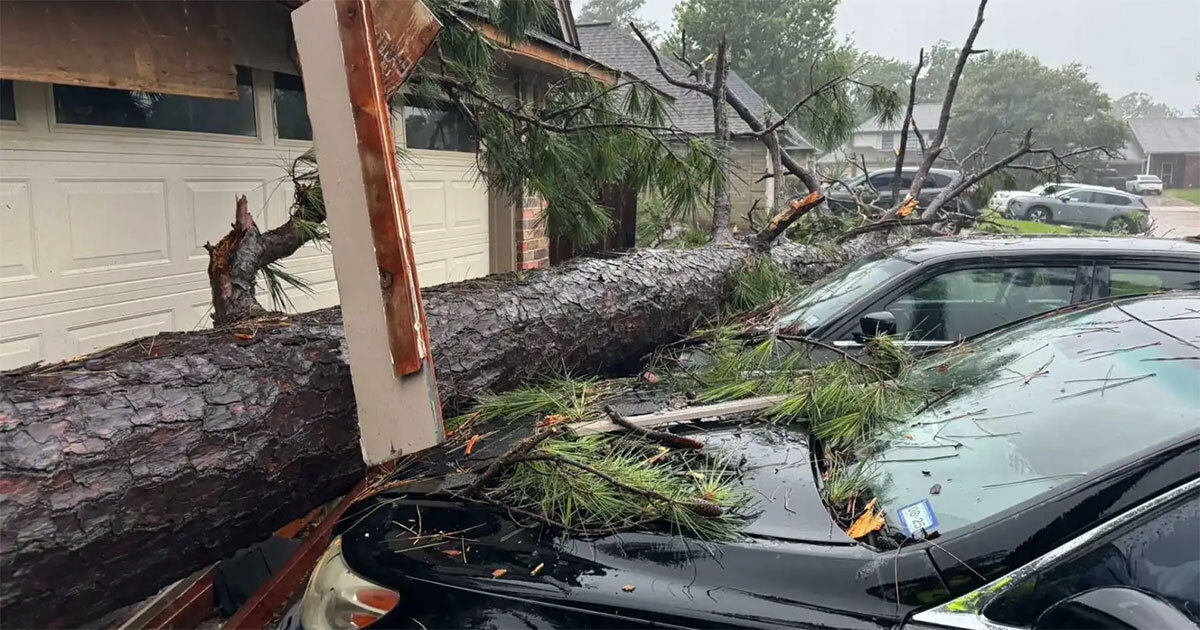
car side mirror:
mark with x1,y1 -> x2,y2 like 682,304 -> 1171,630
858,311 -> 896,338
1034,586 -> 1192,630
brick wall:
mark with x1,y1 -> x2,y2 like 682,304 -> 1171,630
516,195 -> 550,269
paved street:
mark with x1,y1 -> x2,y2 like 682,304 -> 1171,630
1144,194 -> 1200,238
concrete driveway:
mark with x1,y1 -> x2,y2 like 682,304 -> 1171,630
1143,194 -> 1200,238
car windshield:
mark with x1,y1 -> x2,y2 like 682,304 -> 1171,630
867,295 -> 1199,536
775,253 -> 914,332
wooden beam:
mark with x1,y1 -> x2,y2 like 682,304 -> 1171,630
572,395 -> 791,435
474,22 -> 617,84
0,1 -> 237,99
221,480 -> 367,630
293,0 -> 444,463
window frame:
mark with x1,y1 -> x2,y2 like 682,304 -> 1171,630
826,256 -> 1089,349
47,66 -> 263,142
272,71 -> 314,144
1059,188 -> 1093,203
1093,257 -> 1200,299
910,477 -> 1199,630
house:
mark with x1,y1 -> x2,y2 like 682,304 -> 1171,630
0,0 -> 614,369
1124,117 -> 1200,188
817,103 -> 941,170
576,22 -> 815,218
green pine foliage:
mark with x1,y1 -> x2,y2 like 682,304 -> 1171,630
496,434 -> 746,539
727,255 -> 802,311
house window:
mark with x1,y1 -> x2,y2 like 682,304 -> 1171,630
880,132 -> 895,152
403,99 -> 475,152
905,133 -> 921,152
1,80 -> 15,121
274,72 -> 312,141
53,67 -> 256,136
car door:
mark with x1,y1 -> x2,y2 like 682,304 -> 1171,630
1054,188 -> 1093,224
1094,259 -> 1200,297
907,481 -> 1199,629
829,260 -> 1086,353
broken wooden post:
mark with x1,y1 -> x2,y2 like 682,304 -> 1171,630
292,0 -> 444,463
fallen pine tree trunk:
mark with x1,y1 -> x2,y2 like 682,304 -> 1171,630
0,239 -> 856,628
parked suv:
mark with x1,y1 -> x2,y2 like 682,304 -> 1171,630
1005,187 -> 1150,232
826,167 -> 979,215
1126,174 -> 1164,195
988,182 -> 1079,209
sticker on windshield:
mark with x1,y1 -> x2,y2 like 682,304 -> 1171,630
897,499 -> 940,537
802,314 -> 819,328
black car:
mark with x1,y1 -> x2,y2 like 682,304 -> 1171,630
774,235 -> 1200,355
825,167 -> 979,215
297,293 -> 1199,629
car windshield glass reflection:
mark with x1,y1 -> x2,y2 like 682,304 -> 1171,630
866,297 -> 1199,536
777,253 -> 914,332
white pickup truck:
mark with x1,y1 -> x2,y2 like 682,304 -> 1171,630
1126,174 -> 1164,195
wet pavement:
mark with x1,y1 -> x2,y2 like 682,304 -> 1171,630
1143,194 -> 1200,238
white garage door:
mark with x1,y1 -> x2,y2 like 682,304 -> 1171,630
0,76 -> 489,370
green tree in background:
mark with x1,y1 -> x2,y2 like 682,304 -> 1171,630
576,0 -> 656,34
668,0 -> 847,113
1113,91 -> 1183,119
942,51 -> 1126,169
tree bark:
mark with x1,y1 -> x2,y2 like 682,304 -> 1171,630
708,37 -> 733,240
0,241 -> 845,628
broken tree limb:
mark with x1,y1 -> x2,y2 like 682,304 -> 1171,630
0,240 -> 848,628
575,395 -> 792,435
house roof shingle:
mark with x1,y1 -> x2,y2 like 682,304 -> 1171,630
576,22 -> 812,150
1128,117 -> 1200,154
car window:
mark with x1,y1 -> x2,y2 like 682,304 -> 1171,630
776,253 -> 914,333
868,172 -> 893,189
1096,192 -> 1131,206
1061,189 -> 1092,202
1110,268 -> 1200,296
880,266 -> 1076,342
869,296 -> 1199,536
926,172 -> 953,187
983,493 -> 1200,626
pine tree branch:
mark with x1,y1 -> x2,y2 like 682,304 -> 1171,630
709,35 -> 733,239
630,23 -> 713,95
754,190 -> 825,245
890,48 -> 925,201
886,0 -> 990,220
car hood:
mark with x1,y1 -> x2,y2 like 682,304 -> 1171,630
332,423 -> 921,628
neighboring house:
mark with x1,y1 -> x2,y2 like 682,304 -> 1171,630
576,22 -> 815,218
818,103 -> 941,170
1123,117 -> 1200,188
0,0 -> 614,369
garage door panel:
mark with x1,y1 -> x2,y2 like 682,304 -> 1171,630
66,309 -> 175,357
1,116 -> 490,368
406,180 -> 448,233
0,180 -> 37,281
185,179 -> 267,259
0,333 -> 43,368
60,179 -> 170,273
450,251 -> 488,282
449,181 -> 487,229
414,259 -> 448,287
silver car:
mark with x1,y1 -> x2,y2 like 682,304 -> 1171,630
1006,187 -> 1150,233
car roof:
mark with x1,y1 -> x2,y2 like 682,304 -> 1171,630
885,235 -> 1200,263
868,167 -> 958,176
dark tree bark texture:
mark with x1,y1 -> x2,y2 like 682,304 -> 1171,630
0,242 -> 843,628
205,195 -> 314,326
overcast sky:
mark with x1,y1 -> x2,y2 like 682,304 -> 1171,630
634,0 -> 1200,111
